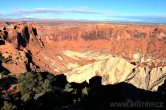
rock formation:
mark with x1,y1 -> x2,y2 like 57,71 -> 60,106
0,22 -> 41,75
0,22 -> 166,91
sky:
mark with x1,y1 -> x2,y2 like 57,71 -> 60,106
0,0 -> 166,22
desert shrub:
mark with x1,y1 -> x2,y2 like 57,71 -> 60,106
1,101 -> 17,110
0,53 -> 10,77
18,71 -> 52,102
0,53 -> 5,63
0,53 -> 12,64
64,83 -> 74,92
81,87 -> 88,97
4,55 -> 12,63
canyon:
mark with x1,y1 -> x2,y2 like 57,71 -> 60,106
0,21 -> 166,91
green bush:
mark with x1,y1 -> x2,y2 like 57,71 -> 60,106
18,71 -> 52,102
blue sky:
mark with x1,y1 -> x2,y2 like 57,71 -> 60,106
0,0 -> 166,22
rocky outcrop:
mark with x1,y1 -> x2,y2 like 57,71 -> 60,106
0,22 -> 41,50
0,22 -> 41,75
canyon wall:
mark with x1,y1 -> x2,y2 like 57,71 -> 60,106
0,22 -> 166,91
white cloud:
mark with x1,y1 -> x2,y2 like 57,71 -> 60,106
1,7 -> 166,22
